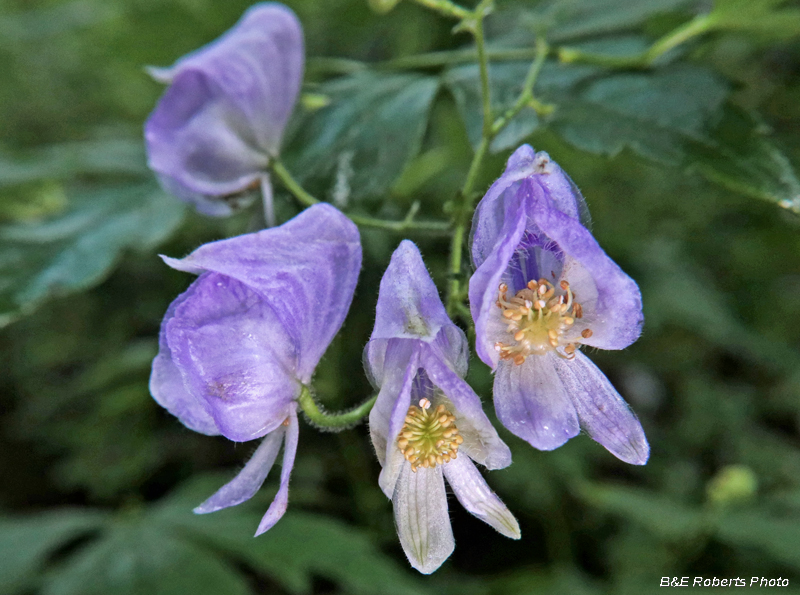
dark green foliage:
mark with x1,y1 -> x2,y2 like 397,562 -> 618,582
1,0 -> 800,593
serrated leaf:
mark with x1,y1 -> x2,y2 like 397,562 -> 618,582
686,106 -> 800,213
152,477 -> 430,595
284,72 -> 439,206
0,510 -> 107,595
551,64 -> 729,164
0,183 -> 184,327
41,523 -> 250,595
444,61 -> 599,153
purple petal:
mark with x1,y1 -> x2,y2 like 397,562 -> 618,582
371,241 -> 455,343
166,273 -> 300,442
163,204 -> 362,382
366,340 -> 420,497
160,3 -> 304,155
470,145 -> 584,271
442,455 -> 520,539
150,289 -> 219,435
194,427 -> 286,514
469,191 -> 528,368
493,356 -> 580,451
256,406 -> 299,535
393,463 -> 454,574
529,193 -> 643,350
145,3 -> 304,210
556,352 -> 649,465
420,346 -> 511,470
155,172 -> 258,218
146,69 -> 270,198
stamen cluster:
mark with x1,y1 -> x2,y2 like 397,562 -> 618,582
397,399 -> 464,472
494,278 -> 593,365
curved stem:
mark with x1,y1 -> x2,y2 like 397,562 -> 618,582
409,0 -> 470,20
298,385 -> 377,430
269,159 -> 450,234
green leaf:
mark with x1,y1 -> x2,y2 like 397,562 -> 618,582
709,0 -> 800,39
0,183 -> 184,327
550,64 -> 730,164
519,0 -> 693,42
153,477 -> 430,595
579,483 -> 708,541
284,72 -> 439,206
716,510 -> 800,570
444,61 -> 598,153
41,523 -> 251,595
0,510 -> 107,595
0,139 -> 149,189
686,106 -> 800,214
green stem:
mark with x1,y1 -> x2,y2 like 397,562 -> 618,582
270,159 -> 450,234
298,385 -> 377,430
474,14 -> 493,138
270,160 -> 318,207
643,13 -> 716,63
492,37 -> 550,135
559,13 -> 716,69
410,0 -> 471,20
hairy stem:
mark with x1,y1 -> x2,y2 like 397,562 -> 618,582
298,386 -> 377,430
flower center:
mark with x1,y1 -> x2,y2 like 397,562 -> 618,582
397,398 -> 463,472
494,279 -> 593,365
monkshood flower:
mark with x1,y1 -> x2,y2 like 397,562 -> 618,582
149,204 -> 361,534
468,145 -> 649,465
145,3 -> 304,222
366,240 -> 520,574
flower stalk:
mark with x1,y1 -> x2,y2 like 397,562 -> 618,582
297,385 -> 377,430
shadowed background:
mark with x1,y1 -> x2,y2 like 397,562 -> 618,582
1,0 -> 800,593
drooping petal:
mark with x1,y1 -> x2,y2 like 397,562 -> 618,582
145,3 -> 304,214
470,145 -> 587,271
371,241 -> 457,344
393,463 -> 454,575
163,204 -> 362,383
146,69 -> 270,200
194,427 -> 286,514
528,191 -> 643,350
371,341 -> 421,497
469,190 -> 529,368
166,272 -> 299,442
420,346 -> 511,470
156,3 -> 304,155
442,455 -> 520,539
150,289 -> 219,436
256,406 -> 299,536
493,356 -> 580,451
556,352 -> 649,465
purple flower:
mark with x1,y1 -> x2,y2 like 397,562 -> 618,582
144,3 -> 304,221
367,241 -> 519,574
468,145 -> 649,465
149,204 -> 361,534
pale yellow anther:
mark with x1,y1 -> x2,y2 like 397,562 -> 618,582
494,278 -> 593,365
398,400 -> 462,472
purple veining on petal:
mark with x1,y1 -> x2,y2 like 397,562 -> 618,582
256,405 -> 299,535
144,3 -> 304,216
194,426 -> 286,514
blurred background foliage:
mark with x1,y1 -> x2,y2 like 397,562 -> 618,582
1,0 -> 800,593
